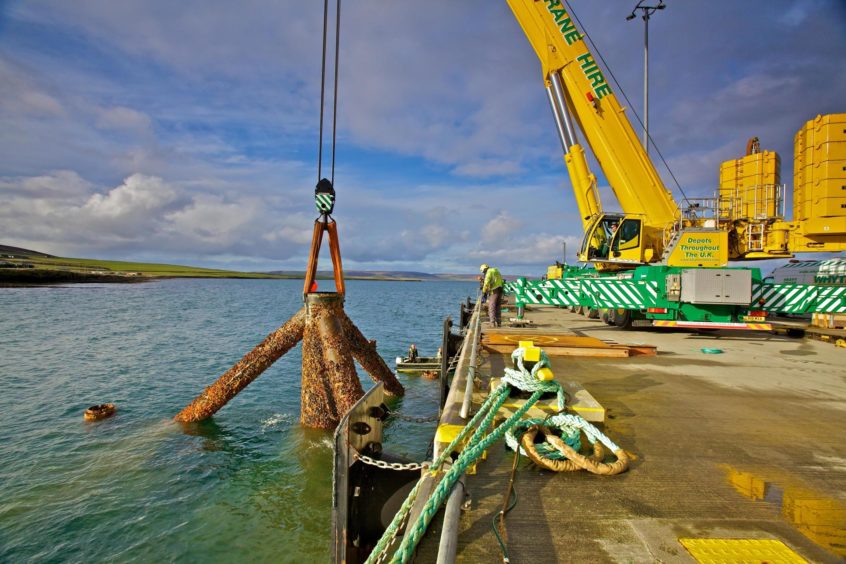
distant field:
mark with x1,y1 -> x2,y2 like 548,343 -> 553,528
22,255 -> 292,278
0,248 -> 293,283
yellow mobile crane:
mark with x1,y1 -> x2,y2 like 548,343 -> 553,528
506,0 -> 846,272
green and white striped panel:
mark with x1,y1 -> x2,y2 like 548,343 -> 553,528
512,280 -> 568,306
815,286 -> 846,313
752,283 -> 816,314
540,280 -> 580,306
315,193 -> 334,213
542,279 -> 581,307
752,283 -> 846,314
581,279 -> 656,310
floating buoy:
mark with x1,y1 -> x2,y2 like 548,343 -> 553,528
84,403 -> 116,421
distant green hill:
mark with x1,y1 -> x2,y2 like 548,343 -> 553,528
0,245 -> 292,284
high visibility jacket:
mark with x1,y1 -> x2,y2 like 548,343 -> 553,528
483,267 -> 503,293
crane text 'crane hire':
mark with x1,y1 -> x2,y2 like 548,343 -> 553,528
544,1 -> 583,46
577,53 -> 612,100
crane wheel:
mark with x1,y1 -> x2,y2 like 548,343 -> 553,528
612,309 -> 633,330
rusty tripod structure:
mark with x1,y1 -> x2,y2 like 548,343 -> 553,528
174,181 -> 404,429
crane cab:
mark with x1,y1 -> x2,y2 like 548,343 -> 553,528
578,214 -> 646,267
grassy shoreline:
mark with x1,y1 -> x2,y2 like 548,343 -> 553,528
0,256 -> 428,286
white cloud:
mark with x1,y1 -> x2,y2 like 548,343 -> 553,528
96,106 -> 152,133
1,1 -> 844,274
481,211 -> 522,244
83,174 -> 177,218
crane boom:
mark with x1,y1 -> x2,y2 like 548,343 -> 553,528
507,0 -> 679,230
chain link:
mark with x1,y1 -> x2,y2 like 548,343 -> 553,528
354,452 -> 430,472
388,413 -> 439,423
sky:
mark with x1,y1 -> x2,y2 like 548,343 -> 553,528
1,0 -> 844,275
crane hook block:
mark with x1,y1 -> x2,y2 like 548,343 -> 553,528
315,178 -> 336,215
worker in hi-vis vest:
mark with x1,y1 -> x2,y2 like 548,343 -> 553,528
480,264 -> 504,327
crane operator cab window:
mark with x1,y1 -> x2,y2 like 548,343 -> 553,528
584,216 -> 642,261
611,218 -> 642,259
586,217 -> 619,260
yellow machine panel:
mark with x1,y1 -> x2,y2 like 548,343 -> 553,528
547,264 -> 563,280
793,114 -> 846,239
719,150 -> 781,220
667,231 -> 729,267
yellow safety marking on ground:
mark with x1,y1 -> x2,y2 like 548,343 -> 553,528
678,538 -> 807,563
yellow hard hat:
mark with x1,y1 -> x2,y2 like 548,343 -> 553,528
479,263 -> 489,272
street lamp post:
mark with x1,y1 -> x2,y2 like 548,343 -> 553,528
626,1 -> 666,156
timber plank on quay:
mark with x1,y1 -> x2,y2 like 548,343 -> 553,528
412,304 -> 846,563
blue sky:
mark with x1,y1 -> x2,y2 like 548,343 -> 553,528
1,0 -> 844,274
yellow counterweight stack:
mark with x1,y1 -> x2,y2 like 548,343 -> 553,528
793,113 -> 846,236
718,147 -> 781,221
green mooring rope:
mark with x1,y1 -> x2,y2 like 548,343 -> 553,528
391,385 -> 547,563
364,348 -> 564,564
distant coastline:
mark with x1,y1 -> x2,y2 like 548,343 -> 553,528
0,244 -> 479,286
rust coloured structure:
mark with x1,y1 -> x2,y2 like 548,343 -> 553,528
174,309 -> 307,423
175,190 -> 404,428
174,292 -> 404,428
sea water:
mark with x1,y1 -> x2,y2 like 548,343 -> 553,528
0,279 -> 474,562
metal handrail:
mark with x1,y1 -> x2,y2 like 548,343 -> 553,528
459,294 -> 483,419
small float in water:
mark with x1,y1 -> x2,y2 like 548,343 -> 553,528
83,403 -> 116,421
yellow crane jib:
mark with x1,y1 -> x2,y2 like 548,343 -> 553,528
508,1 -> 845,268
507,0 -> 679,269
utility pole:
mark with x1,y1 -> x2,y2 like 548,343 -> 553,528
626,1 -> 666,156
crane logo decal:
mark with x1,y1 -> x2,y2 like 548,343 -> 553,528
576,53 -> 612,100
543,1 -> 583,46
543,1 -> 612,100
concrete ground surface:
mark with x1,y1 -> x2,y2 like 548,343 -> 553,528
417,305 -> 846,563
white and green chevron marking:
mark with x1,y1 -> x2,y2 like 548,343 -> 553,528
752,283 -> 846,314
580,279 -> 657,310
315,193 -> 334,212
508,275 -> 845,314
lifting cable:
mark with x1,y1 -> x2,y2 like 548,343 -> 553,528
564,0 -> 691,207
317,0 -> 342,185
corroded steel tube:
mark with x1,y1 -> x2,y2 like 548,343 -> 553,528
301,312 -> 339,429
174,308 -> 306,422
338,313 -> 405,397
317,302 -> 363,419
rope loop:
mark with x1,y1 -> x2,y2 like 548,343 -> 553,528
506,413 -> 629,475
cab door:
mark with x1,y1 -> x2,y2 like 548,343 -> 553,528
610,217 -> 643,262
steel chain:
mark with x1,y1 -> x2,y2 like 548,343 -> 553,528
354,452 -> 430,472
388,413 -> 440,423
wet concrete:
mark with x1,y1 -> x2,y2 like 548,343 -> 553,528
418,306 -> 846,563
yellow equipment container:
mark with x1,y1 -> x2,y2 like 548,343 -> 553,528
719,150 -> 781,220
794,114 -> 846,233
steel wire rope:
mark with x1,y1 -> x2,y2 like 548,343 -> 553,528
317,0 -> 329,183
331,0 -> 341,184
317,0 -> 342,184
563,0 -> 691,206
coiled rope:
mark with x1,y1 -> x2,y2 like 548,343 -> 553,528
365,346 -> 628,563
